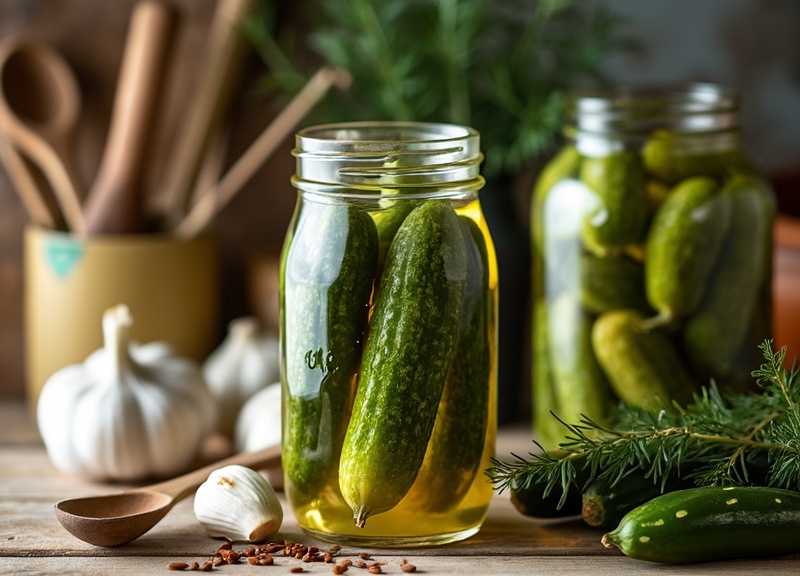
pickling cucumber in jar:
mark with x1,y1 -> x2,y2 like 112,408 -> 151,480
530,84 -> 775,443
281,202 -> 379,503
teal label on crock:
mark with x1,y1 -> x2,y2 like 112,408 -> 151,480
43,236 -> 85,279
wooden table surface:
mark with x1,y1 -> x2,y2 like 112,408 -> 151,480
2,397 -> 800,575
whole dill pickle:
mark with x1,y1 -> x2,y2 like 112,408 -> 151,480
683,175 -> 772,380
405,216 -> 491,513
281,203 -> 379,502
641,129 -> 741,185
533,301 -> 565,450
547,293 -> 613,426
582,469 -> 693,530
579,151 -> 649,255
532,145 -> 582,253
579,252 -> 650,315
339,200 -> 467,528
592,309 -> 694,410
644,176 -> 730,322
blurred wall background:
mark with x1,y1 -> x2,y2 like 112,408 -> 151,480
0,0 -> 798,409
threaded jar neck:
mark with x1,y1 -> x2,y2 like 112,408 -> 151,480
566,83 -> 741,138
292,121 -> 484,196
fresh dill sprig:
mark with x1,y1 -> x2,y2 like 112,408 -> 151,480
486,341 -> 800,504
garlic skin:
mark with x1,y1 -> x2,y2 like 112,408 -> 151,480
234,383 -> 282,488
194,464 -> 283,542
37,304 -> 216,481
234,382 -> 281,453
203,317 -> 280,439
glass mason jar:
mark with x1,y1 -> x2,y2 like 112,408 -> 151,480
531,84 -> 774,449
280,122 -> 498,546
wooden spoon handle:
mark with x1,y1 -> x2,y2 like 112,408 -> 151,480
0,136 -> 56,228
82,0 -> 175,234
173,67 -> 351,239
146,444 -> 282,501
158,0 -> 255,227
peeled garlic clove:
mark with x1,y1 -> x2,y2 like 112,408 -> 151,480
194,465 -> 283,542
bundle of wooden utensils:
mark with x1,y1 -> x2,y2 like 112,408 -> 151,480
0,0 -> 350,239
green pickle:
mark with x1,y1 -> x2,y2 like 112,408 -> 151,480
645,176 -> 731,322
579,252 -> 650,315
592,309 -> 694,411
683,174 -> 772,380
642,129 -> 739,184
579,151 -> 649,255
547,293 -> 613,426
532,86 -> 773,457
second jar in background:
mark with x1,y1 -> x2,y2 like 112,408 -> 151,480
531,84 -> 775,448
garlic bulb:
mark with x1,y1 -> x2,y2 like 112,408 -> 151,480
37,304 -> 216,481
234,382 -> 281,453
203,316 -> 280,439
234,383 -> 282,488
194,464 -> 283,542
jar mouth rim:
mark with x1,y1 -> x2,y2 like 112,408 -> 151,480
568,82 -> 739,113
293,121 -> 483,187
295,121 -> 479,156
566,83 -> 740,135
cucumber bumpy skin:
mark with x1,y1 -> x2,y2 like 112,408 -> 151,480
403,216 -> 492,514
644,176 -> 730,322
339,199 -> 467,528
579,150 -> 649,255
592,309 -> 694,410
683,174 -> 772,380
281,203 -> 378,501
602,486 -> 800,564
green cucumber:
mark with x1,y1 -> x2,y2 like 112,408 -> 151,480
683,175 -> 772,380
579,151 -> 649,255
592,309 -> 694,410
582,470 -> 692,530
339,199 -> 467,527
404,216 -> 492,513
579,252 -> 650,315
641,129 -> 741,185
533,301 -> 564,450
602,486 -> 800,564
510,452 -> 588,519
644,176 -> 730,321
547,293 -> 613,427
281,203 -> 379,501
532,145 -> 582,253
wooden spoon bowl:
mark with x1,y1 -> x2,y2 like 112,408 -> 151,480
54,444 -> 281,547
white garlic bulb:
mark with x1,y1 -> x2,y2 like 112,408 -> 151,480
203,317 -> 280,439
37,304 -> 216,481
234,383 -> 282,488
234,382 -> 281,453
194,464 -> 283,542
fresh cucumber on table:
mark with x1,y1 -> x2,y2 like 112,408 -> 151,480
603,486 -> 800,564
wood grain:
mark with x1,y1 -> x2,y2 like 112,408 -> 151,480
2,398 -> 800,574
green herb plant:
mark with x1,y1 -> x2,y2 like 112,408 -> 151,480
243,0 -> 633,176
487,341 -> 800,508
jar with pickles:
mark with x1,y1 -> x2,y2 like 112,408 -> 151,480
531,84 -> 774,448
281,122 -> 498,546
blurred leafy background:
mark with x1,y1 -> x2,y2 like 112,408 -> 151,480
243,0 -> 635,177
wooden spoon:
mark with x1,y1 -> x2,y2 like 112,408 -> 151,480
54,443 -> 281,548
81,0 -> 175,234
0,36 -> 85,234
